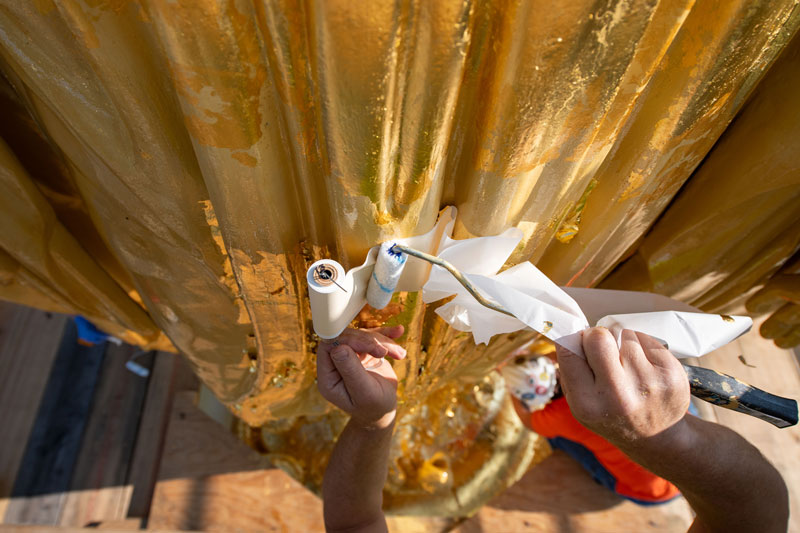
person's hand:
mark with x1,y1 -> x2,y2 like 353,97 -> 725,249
317,326 -> 406,429
557,328 -> 790,533
557,327 -> 690,452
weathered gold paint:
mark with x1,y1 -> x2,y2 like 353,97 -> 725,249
0,247 -> 81,316
555,178 -> 598,244
0,137 -> 160,344
0,0 -> 256,399
540,1 -> 800,287
602,30 -> 800,318
747,274 -> 800,314
1,0 -> 799,515
0,72 -> 141,301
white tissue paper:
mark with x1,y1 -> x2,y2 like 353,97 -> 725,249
307,206 -> 752,357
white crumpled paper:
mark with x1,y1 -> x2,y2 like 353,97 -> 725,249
307,207 -> 752,357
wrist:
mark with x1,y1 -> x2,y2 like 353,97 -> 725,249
621,415 -> 698,463
351,409 -> 396,431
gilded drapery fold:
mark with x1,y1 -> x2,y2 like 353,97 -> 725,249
1,0 -> 799,513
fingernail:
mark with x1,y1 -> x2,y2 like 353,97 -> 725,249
375,341 -> 389,356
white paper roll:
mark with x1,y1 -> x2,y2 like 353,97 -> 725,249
307,259 -> 352,339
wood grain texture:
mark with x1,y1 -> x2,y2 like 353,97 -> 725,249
56,344 -> 151,527
6,324 -> 106,527
148,392 -> 326,532
149,391 -> 459,533
92,518 -> 142,529
0,303 -> 67,506
126,352 -> 183,521
0,526 -> 187,533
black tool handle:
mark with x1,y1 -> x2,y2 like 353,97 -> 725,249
682,364 -> 798,428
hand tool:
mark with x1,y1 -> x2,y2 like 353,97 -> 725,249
370,244 -> 798,428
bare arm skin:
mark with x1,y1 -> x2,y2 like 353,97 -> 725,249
316,326 -> 406,533
557,328 -> 789,533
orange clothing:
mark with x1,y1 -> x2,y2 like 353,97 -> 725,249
524,396 -> 680,504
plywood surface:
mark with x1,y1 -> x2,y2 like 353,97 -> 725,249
1,320 -> 187,529
56,344 -> 151,527
4,326 -> 106,526
147,392 -> 456,533
455,451 -> 693,533
0,526 -> 184,533
0,303 -> 67,518
147,392 -> 325,532
126,352 -> 191,521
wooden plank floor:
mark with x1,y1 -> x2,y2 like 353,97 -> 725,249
0,304 -> 68,522
147,392 -> 324,532
4,325 -> 107,526
55,344 -> 152,527
0,301 -> 195,529
1,302 -> 799,532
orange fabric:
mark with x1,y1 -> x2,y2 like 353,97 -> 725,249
527,397 -> 680,503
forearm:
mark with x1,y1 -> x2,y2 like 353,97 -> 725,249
322,412 -> 395,533
622,415 -> 788,532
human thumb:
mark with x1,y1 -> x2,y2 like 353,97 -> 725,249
330,345 -> 372,402
555,342 -> 594,394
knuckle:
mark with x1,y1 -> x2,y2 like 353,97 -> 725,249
583,327 -> 604,346
339,362 -> 359,377
373,338 -> 388,352
662,364 -> 687,389
584,327 -> 616,355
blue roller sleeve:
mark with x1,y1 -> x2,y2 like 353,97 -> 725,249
366,242 -> 408,309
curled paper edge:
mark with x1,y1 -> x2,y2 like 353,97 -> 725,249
596,311 -> 753,359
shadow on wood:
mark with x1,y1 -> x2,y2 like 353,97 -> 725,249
148,392 -> 326,532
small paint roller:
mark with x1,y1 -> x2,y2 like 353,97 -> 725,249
366,242 -> 408,309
